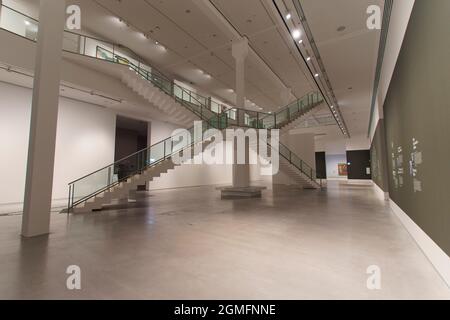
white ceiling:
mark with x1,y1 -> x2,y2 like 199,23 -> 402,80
7,0 -> 383,139
298,0 -> 383,137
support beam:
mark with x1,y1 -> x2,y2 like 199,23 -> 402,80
231,38 -> 250,188
22,0 -> 66,237
220,38 -> 265,198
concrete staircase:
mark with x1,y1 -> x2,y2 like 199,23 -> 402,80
278,157 -> 320,189
70,76 -> 324,212
73,139 -> 212,213
278,106 -> 322,132
248,139 -> 320,190
121,69 -> 199,128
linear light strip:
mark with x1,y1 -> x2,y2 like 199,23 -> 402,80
290,0 -> 349,137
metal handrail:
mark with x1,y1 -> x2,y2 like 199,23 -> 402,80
68,112 -> 225,186
68,120 -> 223,208
68,91 -> 322,187
0,3 -> 212,108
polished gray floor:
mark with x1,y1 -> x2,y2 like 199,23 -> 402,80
0,182 -> 448,299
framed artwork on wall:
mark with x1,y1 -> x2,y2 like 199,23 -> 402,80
338,163 -> 348,176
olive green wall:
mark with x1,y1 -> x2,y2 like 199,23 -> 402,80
383,0 -> 450,255
370,120 -> 388,192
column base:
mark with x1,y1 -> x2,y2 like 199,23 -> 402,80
218,186 -> 266,199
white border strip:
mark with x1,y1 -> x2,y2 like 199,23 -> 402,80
373,182 -> 389,201
390,199 -> 450,288
347,179 -> 373,185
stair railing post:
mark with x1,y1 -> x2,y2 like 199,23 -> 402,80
67,185 -> 72,214
257,112 -> 260,129
107,166 -> 112,186
137,153 -> 140,173
71,185 -> 75,211
164,141 -> 166,160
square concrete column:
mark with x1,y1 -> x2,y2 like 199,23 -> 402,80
231,37 -> 250,188
145,121 -> 152,191
22,0 -> 66,237
220,37 -> 265,198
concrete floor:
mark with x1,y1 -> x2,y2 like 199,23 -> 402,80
0,181 -> 448,299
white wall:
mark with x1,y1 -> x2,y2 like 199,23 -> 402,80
326,154 -> 347,179
316,134 -> 369,154
283,132 -> 316,170
272,131 -> 316,185
346,134 -> 370,151
315,135 -> 346,155
0,81 -> 116,205
148,140 -> 233,190
150,120 -> 179,145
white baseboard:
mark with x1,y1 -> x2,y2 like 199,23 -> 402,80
373,182 -> 389,201
389,199 -> 450,288
347,179 -> 373,185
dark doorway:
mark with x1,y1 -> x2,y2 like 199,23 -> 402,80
115,116 -> 148,181
346,150 -> 371,180
315,152 -> 327,179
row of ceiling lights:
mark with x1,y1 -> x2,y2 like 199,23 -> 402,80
115,16 -> 167,51
113,15 -> 263,113
284,11 -> 347,136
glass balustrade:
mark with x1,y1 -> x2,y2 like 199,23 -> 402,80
68,120 -> 219,209
0,4 -> 324,208
1,4 -> 324,135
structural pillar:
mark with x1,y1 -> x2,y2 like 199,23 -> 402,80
145,121 -> 152,191
22,0 -> 66,237
220,37 -> 265,198
232,37 -> 250,188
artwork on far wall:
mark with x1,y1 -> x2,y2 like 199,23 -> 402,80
338,163 -> 347,176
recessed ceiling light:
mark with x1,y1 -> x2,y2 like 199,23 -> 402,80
155,41 -> 159,45
24,20 -> 30,26
306,57 -> 311,61
286,13 -> 291,20
314,73 -> 319,77
292,29 -> 301,39
337,26 -> 346,32
298,39 -> 303,44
